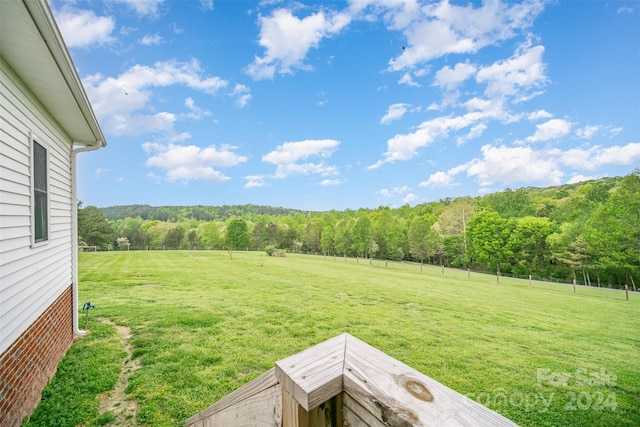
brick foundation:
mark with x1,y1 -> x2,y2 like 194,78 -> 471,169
0,287 -> 74,427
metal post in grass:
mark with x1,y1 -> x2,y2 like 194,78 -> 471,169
385,260 -> 388,269
467,268 -> 470,279
626,284 -> 629,301
573,279 -> 576,293
82,302 -> 95,330
441,264 -> 444,275
529,274 -> 532,288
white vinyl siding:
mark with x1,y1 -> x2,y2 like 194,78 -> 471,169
1,58 -> 74,355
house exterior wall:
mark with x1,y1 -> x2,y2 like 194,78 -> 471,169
0,57 -> 75,426
0,288 -> 73,427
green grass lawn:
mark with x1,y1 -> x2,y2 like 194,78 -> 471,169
33,251 -> 640,426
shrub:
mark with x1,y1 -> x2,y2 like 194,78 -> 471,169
265,245 -> 276,256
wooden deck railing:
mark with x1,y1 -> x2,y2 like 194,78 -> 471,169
185,333 -> 518,427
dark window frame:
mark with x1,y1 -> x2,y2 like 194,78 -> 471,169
32,138 -> 49,245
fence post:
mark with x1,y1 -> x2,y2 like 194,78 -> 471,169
385,260 -> 388,269
421,261 -> 423,273
626,284 -> 629,301
529,274 -> 532,288
467,268 -> 470,279
573,279 -> 576,294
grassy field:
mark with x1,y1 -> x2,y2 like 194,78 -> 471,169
30,251 -> 639,426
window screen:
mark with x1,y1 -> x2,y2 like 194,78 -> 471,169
33,141 -> 48,243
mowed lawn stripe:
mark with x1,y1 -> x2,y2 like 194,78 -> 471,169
69,251 -> 640,426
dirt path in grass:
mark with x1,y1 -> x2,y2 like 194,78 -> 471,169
99,319 -> 141,426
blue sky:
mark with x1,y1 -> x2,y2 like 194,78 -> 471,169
51,0 -> 640,211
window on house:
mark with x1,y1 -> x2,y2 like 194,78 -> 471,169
33,141 -> 48,243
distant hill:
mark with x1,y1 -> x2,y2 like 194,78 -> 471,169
99,175 -> 624,222
100,204 -> 311,222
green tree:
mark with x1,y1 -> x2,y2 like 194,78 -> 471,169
320,225 -> 335,255
78,206 -> 114,249
481,188 -> 535,218
164,226 -> 185,249
351,215 -> 372,257
225,218 -> 250,251
506,216 -> 555,275
467,210 -> 513,272
334,218 -> 354,256
408,215 -> 441,263
583,169 -> 640,288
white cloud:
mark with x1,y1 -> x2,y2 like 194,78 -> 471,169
617,6 -> 634,14
398,72 -> 421,87
55,8 -> 115,48
525,118 -> 572,142
419,170 -> 458,188
378,188 -> 393,198
575,125 -> 600,139
608,127 -> 623,138
244,175 -> 269,188
557,142 -> 640,170
321,179 -> 342,186
231,84 -> 252,108
402,193 -> 418,204
566,174 -> 596,184
246,8 -> 351,80
143,142 -> 247,183
82,59 -> 228,135
96,167 -> 109,176
380,0 -> 545,71
456,123 -> 487,145
426,142 -> 640,191
370,109 -> 500,168
465,144 -> 563,187
115,0 -> 163,18
528,109 -> 553,120
433,61 -> 477,91
200,0 -> 214,11
262,139 -> 340,178
140,34 -> 163,45
183,98 -> 211,120
476,43 -> 547,99
381,103 -> 410,124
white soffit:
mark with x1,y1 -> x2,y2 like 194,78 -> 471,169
0,0 -> 105,147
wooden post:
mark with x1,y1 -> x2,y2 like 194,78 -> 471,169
467,268 -> 470,279
385,260 -> 388,269
625,284 -> 629,301
529,274 -> 532,288
282,388 -> 309,427
441,265 -> 444,275
420,261 -> 423,273
188,333 -> 520,427
573,279 -> 576,294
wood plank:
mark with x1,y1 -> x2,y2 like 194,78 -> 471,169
343,334 -> 519,426
197,383 -> 281,427
275,333 -> 346,411
185,368 -> 279,425
282,387 -> 309,427
343,393 -> 386,427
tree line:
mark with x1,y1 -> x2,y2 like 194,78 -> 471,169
78,170 -> 639,290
